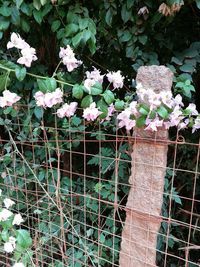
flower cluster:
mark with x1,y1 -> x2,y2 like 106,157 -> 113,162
106,71 -> 124,89
7,33 -> 37,67
34,88 -> 63,108
117,83 -> 200,132
84,67 -> 104,93
0,90 -> 21,108
83,103 -> 102,121
57,102 -> 78,118
59,46 -> 82,72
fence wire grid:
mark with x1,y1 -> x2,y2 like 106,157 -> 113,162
0,105 -> 200,267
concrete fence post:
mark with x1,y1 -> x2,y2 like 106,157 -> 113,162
119,66 -> 173,267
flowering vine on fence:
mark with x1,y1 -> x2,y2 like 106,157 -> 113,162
1,32 -> 200,133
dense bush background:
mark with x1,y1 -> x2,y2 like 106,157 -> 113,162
0,0 -> 200,266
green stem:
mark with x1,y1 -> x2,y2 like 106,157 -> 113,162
0,64 -> 74,87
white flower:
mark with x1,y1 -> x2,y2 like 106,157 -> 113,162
7,33 -> 28,50
117,109 -> 136,130
173,94 -> 184,107
13,263 -> 25,267
145,117 -> 163,131
34,88 -> 63,108
0,90 -> 21,107
192,117 -> 200,133
185,103 -> 198,116
107,71 -> 124,89
86,67 -> 104,83
57,102 -> 78,118
4,237 -> 16,253
138,6 -> 149,16
17,47 -> 37,67
4,198 -> 15,209
83,103 -> 102,121
59,46 -> 82,72
0,208 -> 11,222
0,189 -> 2,196
12,214 -> 24,225
83,79 -> 96,94
105,103 -> 115,121
160,91 -> 173,108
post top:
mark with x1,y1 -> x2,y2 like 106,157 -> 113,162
136,65 -> 173,94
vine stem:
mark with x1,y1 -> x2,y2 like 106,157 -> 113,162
0,64 -> 74,87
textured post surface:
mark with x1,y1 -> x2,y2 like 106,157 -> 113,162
119,66 -> 173,267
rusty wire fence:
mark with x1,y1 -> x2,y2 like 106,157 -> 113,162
0,105 -> 200,267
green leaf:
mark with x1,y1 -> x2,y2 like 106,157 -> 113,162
1,229 -> 9,242
0,6 -> 12,17
103,90 -> 115,105
65,23 -> 79,37
37,78 -> 57,93
138,104 -> 150,115
90,83 -> 103,95
11,6 -> 20,25
51,20 -> 61,32
40,0 -> 47,5
33,9 -> 43,24
0,72 -> 10,91
157,105 -> 169,119
196,0 -> 200,9
171,57 -> 183,65
115,100 -> 125,110
16,0 -> 23,9
81,95 -> 93,108
121,4 -> 132,23
78,18 -> 89,30
73,84 -> 84,99
0,19 -> 10,31
15,67 -> 26,81
97,99 -> 108,119
33,0 -> 41,10
136,116 -> 146,128
72,32 -> 83,48
100,233 -> 105,243
34,106 -> 44,120
16,229 -> 32,249
21,18 -> 30,32
180,64 -> 194,73
138,35 -> 148,45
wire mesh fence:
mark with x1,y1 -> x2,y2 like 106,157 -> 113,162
0,104 -> 200,267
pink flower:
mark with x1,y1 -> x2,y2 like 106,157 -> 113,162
178,119 -> 189,130
172,94 -> 184,107
107,71 -> 124,89
57,102 -> 78,118
0,90 -> 21,107
117,109 -> 136,130
86,67 -> 104,84
7,33 -> 29,50
192,117 -> 200,133
129,101 -> 138,116
84,67 -> 104,93
105,103 -> 116,121
17,47 -> 37,67
59,46 -> 82,72
169,105 -> 183,127
34,91 -> 45,107
83,103 -> 102,121
34,88 -> 63,108
185,103 -> 198,116
145,117 -> 163,131
83,79 -> 96,94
